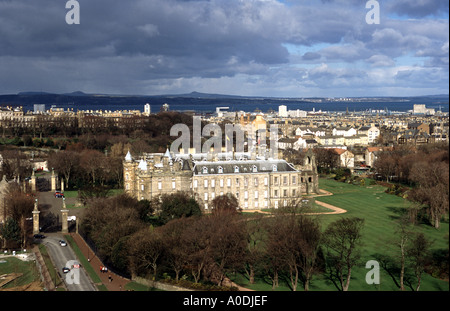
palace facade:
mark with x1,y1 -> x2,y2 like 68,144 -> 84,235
123,149 -> 319,210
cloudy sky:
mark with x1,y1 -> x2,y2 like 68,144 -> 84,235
0,0 -> 448,97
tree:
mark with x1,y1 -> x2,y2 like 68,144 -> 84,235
210,193 -> 240,216
264,206 -> 322,291
208,213 -> 246,286
372,152 -> 397,182
128,227 -> 165,279
160,217 -> 192,282
297,216 -> 322,291
80,194 -> 144,265
408,161 -> 449,229
323,217 -> 364,291
48,150 -> 80,189
181,216 -> 212,283
4,185 -> 34,248
313,148 -> 339,173
394,216 -> 412,291
407,233 -> 433,291
0,217 -> 21,249
80,149 -> 106,185
243,213 -> 265,284
158,192 -> 202,224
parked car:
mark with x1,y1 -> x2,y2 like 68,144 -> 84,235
55,192 -> 64,198
59,240 -> 67,247
62,267 -> 70,273
33,234 -> 46,239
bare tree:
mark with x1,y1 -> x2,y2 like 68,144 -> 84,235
48,150 -> 80,189
208,213 -> 246,286
408,161 -> 449,229
322,217 -> 365,291
407,233 -> 433,291
210,193 -> 240,216
394,216 -> 412,291
128,227 -> 165,279
5,184 -> 34,248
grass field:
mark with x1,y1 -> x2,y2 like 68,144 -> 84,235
233,178 -> 449,291
0,256 -> 40,290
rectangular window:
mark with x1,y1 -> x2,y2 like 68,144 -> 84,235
236,178 -> 239,186
158,181 -> 162,190
254,191 -> 258,199
244,191 -> 248,199
283,189 -> 288,197
204,179 -> 208,188
283,176 -> 288,185
254,178 -> 258,186
227,178 -> 231,187
264,190 -> 268,198
264,177 -> 268,186
292,176 -> 296,184
211,179 -> 215,188
194,180 -> 198,188
220,179 -> 224,187
204,192 -> 208,201
141,184 -> 144,191
172,181 -> 176,189
274,190 -> 278,198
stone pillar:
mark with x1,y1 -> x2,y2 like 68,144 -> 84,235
61,179 -> 65,193
32,199 -> 40,235
51,168 -> 56,192
31,169 -> 36,192
61,198 -> 69,233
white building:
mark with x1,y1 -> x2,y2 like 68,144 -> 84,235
144,103 -> 151,116
278,105 -> 288,117
413,104 -> 435,115
332,127 -> 357,137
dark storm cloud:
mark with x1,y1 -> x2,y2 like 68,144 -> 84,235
387,0 -> 449,18
0,0 -> 448,96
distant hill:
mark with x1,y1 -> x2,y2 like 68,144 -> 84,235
1,91 -> 447,113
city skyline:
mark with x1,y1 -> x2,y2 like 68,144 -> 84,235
0,0 -> 448,98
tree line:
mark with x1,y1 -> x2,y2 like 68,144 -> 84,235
372,143 -> 449,229
77,191 -> 439,291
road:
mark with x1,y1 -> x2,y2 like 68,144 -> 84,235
40,234 -> 97,291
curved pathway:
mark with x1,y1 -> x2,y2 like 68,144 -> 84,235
305,189 -> 347,215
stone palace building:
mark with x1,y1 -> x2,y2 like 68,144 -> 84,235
123,149 -> 319,210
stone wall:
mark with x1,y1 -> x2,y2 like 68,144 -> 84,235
132,276 -> 194,291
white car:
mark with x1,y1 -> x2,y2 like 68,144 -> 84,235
59,240 -> 67,247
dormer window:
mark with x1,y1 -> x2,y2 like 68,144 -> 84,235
202,167 -> 208,174
218,166 -> 223,174
272,165 -> 277,172
234,166 -> 239,173
252,165 -> 258,172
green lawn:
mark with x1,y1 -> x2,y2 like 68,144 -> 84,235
232,178 -> 449,291
0,256 -> 41,290
314,178 -> 448,291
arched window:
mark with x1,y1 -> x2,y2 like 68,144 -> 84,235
218,166 -> 223,174
202,166 -> 208,174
